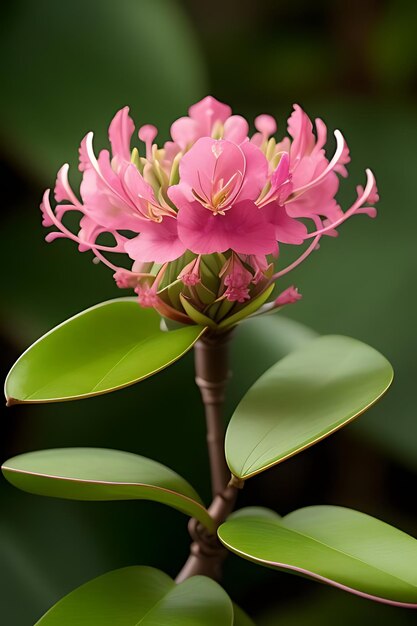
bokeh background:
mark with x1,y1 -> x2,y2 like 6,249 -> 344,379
1,1 -> 417,624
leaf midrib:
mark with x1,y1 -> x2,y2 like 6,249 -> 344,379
133,583 -> 176,625
23,336 -> 148,400
90,335 -> 157,392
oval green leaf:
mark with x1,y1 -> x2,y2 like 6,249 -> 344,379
218,506 -> 417,608
35,566 -> 233,625
5,298 -> 205,404
225,335 -> 393,479
1,448 -> 214,532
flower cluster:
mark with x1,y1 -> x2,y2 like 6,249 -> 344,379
41,96 -> 378,327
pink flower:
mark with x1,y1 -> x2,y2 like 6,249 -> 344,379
167,137 -> 277,257
135,284 -> 159,308
41,96 -> 378,325
275,285 -> 302,306
283,105 -> 351,229
170,96 -> 249,150
178,256 -> 202,286
220,254 -> 253,303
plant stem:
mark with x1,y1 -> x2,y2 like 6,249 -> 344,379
194,331 -> 233,498
175,476 -> 244,583
176,330 -> 242,583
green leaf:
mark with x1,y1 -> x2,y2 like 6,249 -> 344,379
35,566 -> 233,625
225,335 -> 393,479
233,603 -> 256,626
257,587 -> 414,626
5,298 -> 205,404
218,506 -> 417,608
2,448 -> 214,533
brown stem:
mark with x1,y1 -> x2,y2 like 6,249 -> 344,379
176,476 -> 244,583
176,331 -> 242,583
194,331 -> 233,498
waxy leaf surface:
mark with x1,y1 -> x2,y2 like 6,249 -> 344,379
2,448 -> 214,532
34,566 -> 233,625
218,506 -> 417,607
225,335 -> 393,479
5,298 -> 205,404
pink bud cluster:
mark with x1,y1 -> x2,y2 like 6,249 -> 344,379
41,96 -> 378,325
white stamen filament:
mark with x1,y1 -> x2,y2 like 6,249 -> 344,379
288,130 -> 345,201
304,169 -> 376,239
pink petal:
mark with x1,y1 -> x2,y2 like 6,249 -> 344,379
178,137 -> 245,200
291,154 -> 320,188
223,115 -> 249,144
275,136 -> 291,154
275,285 -> 302,306
113,268 -> 143,289
168,182 -> 194,208
334,140 -> 351,177
292,130 -> 346,195
250,132 -> 264,147
288,104 -> 316,160
170,117 -> 199,150
288,171 -> 343,227
257,152 -> 293,206
78,215 -> 109,252
83,134 -> 132,207
80,166 -> 142,232
54,164 -> 80,205
238,142 -> 269,201
124,217 -> 185,263
163,140 -> 181,163
357,177 -> 379,205
122,163 -> 156,210
188,96 -> 232,133
108,106 -> 135,163
263,202 -> 307,244
177,199 -> 277,255
272,153 -> 291,188
311,118 -> 327,156
78,135 -> 91,172
303,169 -> 378,239
40,189 -> 54,227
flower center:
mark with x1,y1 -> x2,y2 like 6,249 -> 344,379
192,170 -> 244,215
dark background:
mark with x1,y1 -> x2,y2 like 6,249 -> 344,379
1,1 -> 416,624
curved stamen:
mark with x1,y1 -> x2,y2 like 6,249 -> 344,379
91,248 -> 121,271
288,130 -> 345,200
86,132 -> 135,209
196,170 -> 212,205
55,164 -> 81,206
41,190 -> 125,254
212,171 -> 243,209
304,169 -> 376,239
270,233 -> 322,281
138,124 -> 158,160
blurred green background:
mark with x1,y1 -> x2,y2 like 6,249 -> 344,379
1,0 -> 417,624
